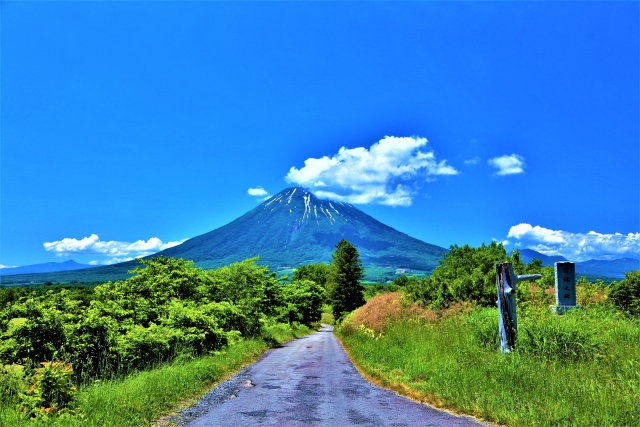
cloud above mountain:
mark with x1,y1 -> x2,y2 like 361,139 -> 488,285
507,223 -> 640,261
285,136 -> 458,206
248,187 -> 268,197
44,234 -> 187,264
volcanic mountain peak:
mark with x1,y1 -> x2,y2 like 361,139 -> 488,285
2,187 -> 447,284
258,187 -> 360,229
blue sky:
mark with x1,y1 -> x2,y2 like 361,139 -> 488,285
2,1 -> 638,267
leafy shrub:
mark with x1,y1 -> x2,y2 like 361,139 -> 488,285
0,256 -> 325,385
19,361 -> 76,418
113,324 -> 182,371
0,299 -> 67,366
608,270 -> 640,317
404,242 -> 507,307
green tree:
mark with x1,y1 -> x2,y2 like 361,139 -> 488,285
292,263 -> 330,287
279,280 -> 324,326
326,239 -> 365,320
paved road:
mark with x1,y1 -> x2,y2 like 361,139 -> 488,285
180,325 -> 488,427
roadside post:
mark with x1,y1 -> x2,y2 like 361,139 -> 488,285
551,261 -> 579,314
496,263 -> 541,354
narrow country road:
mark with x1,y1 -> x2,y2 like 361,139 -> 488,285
178,325 -> 489,427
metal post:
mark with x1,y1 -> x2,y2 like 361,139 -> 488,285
496,262 -> 541,354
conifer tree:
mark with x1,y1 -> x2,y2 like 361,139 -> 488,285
326,239 -> 365,320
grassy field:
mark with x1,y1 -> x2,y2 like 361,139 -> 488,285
336,292 -> 640,427
0,323 -> 313,427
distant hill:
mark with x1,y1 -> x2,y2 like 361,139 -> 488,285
0,259 -> 96,276
1,187 -> 448,285
520,249 -> 568,266
520,248 -> 638,279
576,258 -> 639,279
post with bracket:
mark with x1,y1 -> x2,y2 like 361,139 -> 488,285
496,262 -> 541,354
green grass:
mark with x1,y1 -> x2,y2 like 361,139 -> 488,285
336,304 -> 640,426
0,323 -> 313,427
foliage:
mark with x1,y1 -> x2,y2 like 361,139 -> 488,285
0,256 -> 324,390
363,283 -> 400,300
279,280 -> 324,326
0,366 -> 25,406
326,239 -> 366,320
404,244 -> 556,308
608,270 -> 640,317
292,263 -> 330,288
0,324 -> 315,427
19,361 -> 76,418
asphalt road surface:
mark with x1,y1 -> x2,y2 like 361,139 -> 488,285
179,325 -> 489,427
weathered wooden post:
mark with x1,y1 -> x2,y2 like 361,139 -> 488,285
496,263 -> 541,354
551,261 -> 579,314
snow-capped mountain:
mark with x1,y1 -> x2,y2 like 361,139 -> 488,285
159,187 -> 447,271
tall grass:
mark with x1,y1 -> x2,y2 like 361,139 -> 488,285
0,323 -> 313,427
336,292 -> 640,426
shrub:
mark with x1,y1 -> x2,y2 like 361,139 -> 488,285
19,361 -> 76,418
608,270 -> 640,317
0,300 -> 67,365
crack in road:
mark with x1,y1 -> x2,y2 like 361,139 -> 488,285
173,325 -> 489,427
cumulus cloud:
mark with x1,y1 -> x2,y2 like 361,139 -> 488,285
248,187 -> 268,197
464,156 -> 480,165
0,264 -> 16,269
507,223 -> 640,261
488,154 -> 525,175
285,136 -> 458,206
44,234 -> 187,261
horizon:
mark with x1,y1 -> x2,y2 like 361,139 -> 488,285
2,2 -> 638,268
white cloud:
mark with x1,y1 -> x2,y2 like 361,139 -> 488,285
464,156 -> 480,165
248,187 -> 268,197
507,223 -> 640,261
285,136 -> 458,206
43,234 -> 187,259
0,264 -> 16,269
488,154 -> 525,175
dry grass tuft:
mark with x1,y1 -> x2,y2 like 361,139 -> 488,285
341,293 -> 473,337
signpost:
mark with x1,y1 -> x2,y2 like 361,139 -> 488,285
496,263 -> 541,354
552,261 -> 579,314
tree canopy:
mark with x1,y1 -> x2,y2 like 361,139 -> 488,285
326,239 -> 365,320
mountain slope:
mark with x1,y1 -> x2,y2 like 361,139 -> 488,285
2,188 -> 447,284
520,249 -> 568,266
520,248 -> 638,279
0,260 -> 96,276
160,187 -> 446,271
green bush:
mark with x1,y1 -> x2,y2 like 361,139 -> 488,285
609,270 -> 640,317
19,361 -> 76,418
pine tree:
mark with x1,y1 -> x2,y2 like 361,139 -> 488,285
326,239 -> 365,320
